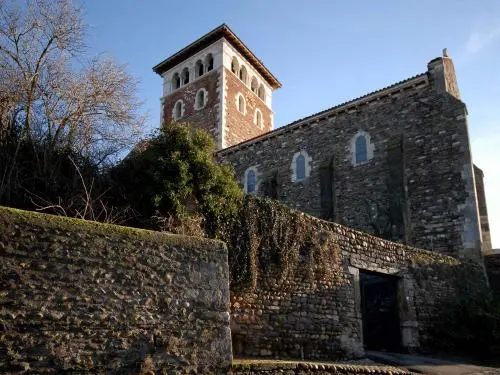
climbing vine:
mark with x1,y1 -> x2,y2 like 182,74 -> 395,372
218,197 -> 341,290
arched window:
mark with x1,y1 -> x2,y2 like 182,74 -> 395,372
172,73 -> 181,90
173,100 -> 184,120
296,154 -> 306,180
355,135 -> 367,163
291,151 -> 311,182
239,65 -> 247,84
195,60 -> 204,78
254,109 -> 263,128
257,84 -> 265,101
195,88 -> 207,110
245,167 -> 257,194
246,170 -> 256,193
350,131 -> 374,166
251,77 -> 258,93
236,93 -> 246,114
238,96 -> 245,113
206,54 -> 214,72
231,57 -> 239,75
174,102 -> 182,119
181,67 -> 190,85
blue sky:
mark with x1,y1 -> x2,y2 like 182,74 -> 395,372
81,0 -> 500,248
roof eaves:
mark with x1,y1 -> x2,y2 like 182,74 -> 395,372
152,24 -> 281,89
221,25 -> 281,89
152,23 -> 226,75
217,73 -> 428,156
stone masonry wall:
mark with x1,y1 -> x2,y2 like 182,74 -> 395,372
219,69 -> 482,262
485,253 -> 500,295
229,198 -> 487,360
224,67 -> 273,148
0,207 -> 231,374
474,165 -> 492,253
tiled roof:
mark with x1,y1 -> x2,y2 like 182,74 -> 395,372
218,72 -> 429,155
153,24 -> 281,89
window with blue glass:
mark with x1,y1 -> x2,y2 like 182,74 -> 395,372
296,154 -> 306,180
355,135 -> 367,163
246,170 -> 256,194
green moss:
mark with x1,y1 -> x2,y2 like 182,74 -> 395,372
0,205 -> 225,251
232,362 -> 253,371
409,249 -> 461,266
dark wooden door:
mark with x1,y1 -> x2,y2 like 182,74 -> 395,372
360,271 -> 401,351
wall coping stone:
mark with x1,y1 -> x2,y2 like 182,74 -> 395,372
0,205 -> 226,250
231,360 -> 413,374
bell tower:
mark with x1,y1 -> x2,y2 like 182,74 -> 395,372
153,24 -> 281,150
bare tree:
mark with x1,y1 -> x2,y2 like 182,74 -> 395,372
0,0 -> 146,164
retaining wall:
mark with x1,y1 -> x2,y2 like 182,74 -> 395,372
230,198 -> 488,360
0,207 -> 231,374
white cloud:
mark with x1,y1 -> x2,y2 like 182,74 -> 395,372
465,25 -> 500,55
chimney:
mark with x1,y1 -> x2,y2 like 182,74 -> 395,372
427,48 -> 461,100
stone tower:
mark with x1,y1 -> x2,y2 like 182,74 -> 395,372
153,24 -> 281,150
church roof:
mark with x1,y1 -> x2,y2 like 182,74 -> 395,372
152,24 -> 281,89
218,72 -> 429,155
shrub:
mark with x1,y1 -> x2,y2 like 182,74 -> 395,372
112,122 -> 243,236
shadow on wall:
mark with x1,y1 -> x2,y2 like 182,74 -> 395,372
222,197 -> 492,361
485,253 -> 500,296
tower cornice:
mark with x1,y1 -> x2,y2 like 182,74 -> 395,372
153,24 -> 281,89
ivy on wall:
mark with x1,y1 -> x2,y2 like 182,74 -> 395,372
219,197 -> 341,290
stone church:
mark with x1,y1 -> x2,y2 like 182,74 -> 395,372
153,24 -> 491,262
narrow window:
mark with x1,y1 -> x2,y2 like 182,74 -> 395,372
296,154 -> 306,180
174,101 -> 182,119
239,65 -> 247,84
238,95 -> 245,114
246,170 -> 256,194
206,54 -> 214,72
196,90 -> 205,109
258,84 -> 265,101
254,109 -> 263,128
231,57 -> 239,75
195,60 -> 204,78
355,135 -> 367,163
291,151 -> 311,182
172,73 -> 181,90
251,77 -> 258,93
181,67 -> 190,85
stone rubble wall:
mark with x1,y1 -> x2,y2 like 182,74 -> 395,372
0,206 -> 231,374
474,165 -> 492,253
485,253 -> 500,294
230,201 -> 488,360
231,361 -> 413,375
218,74 -> 482,262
